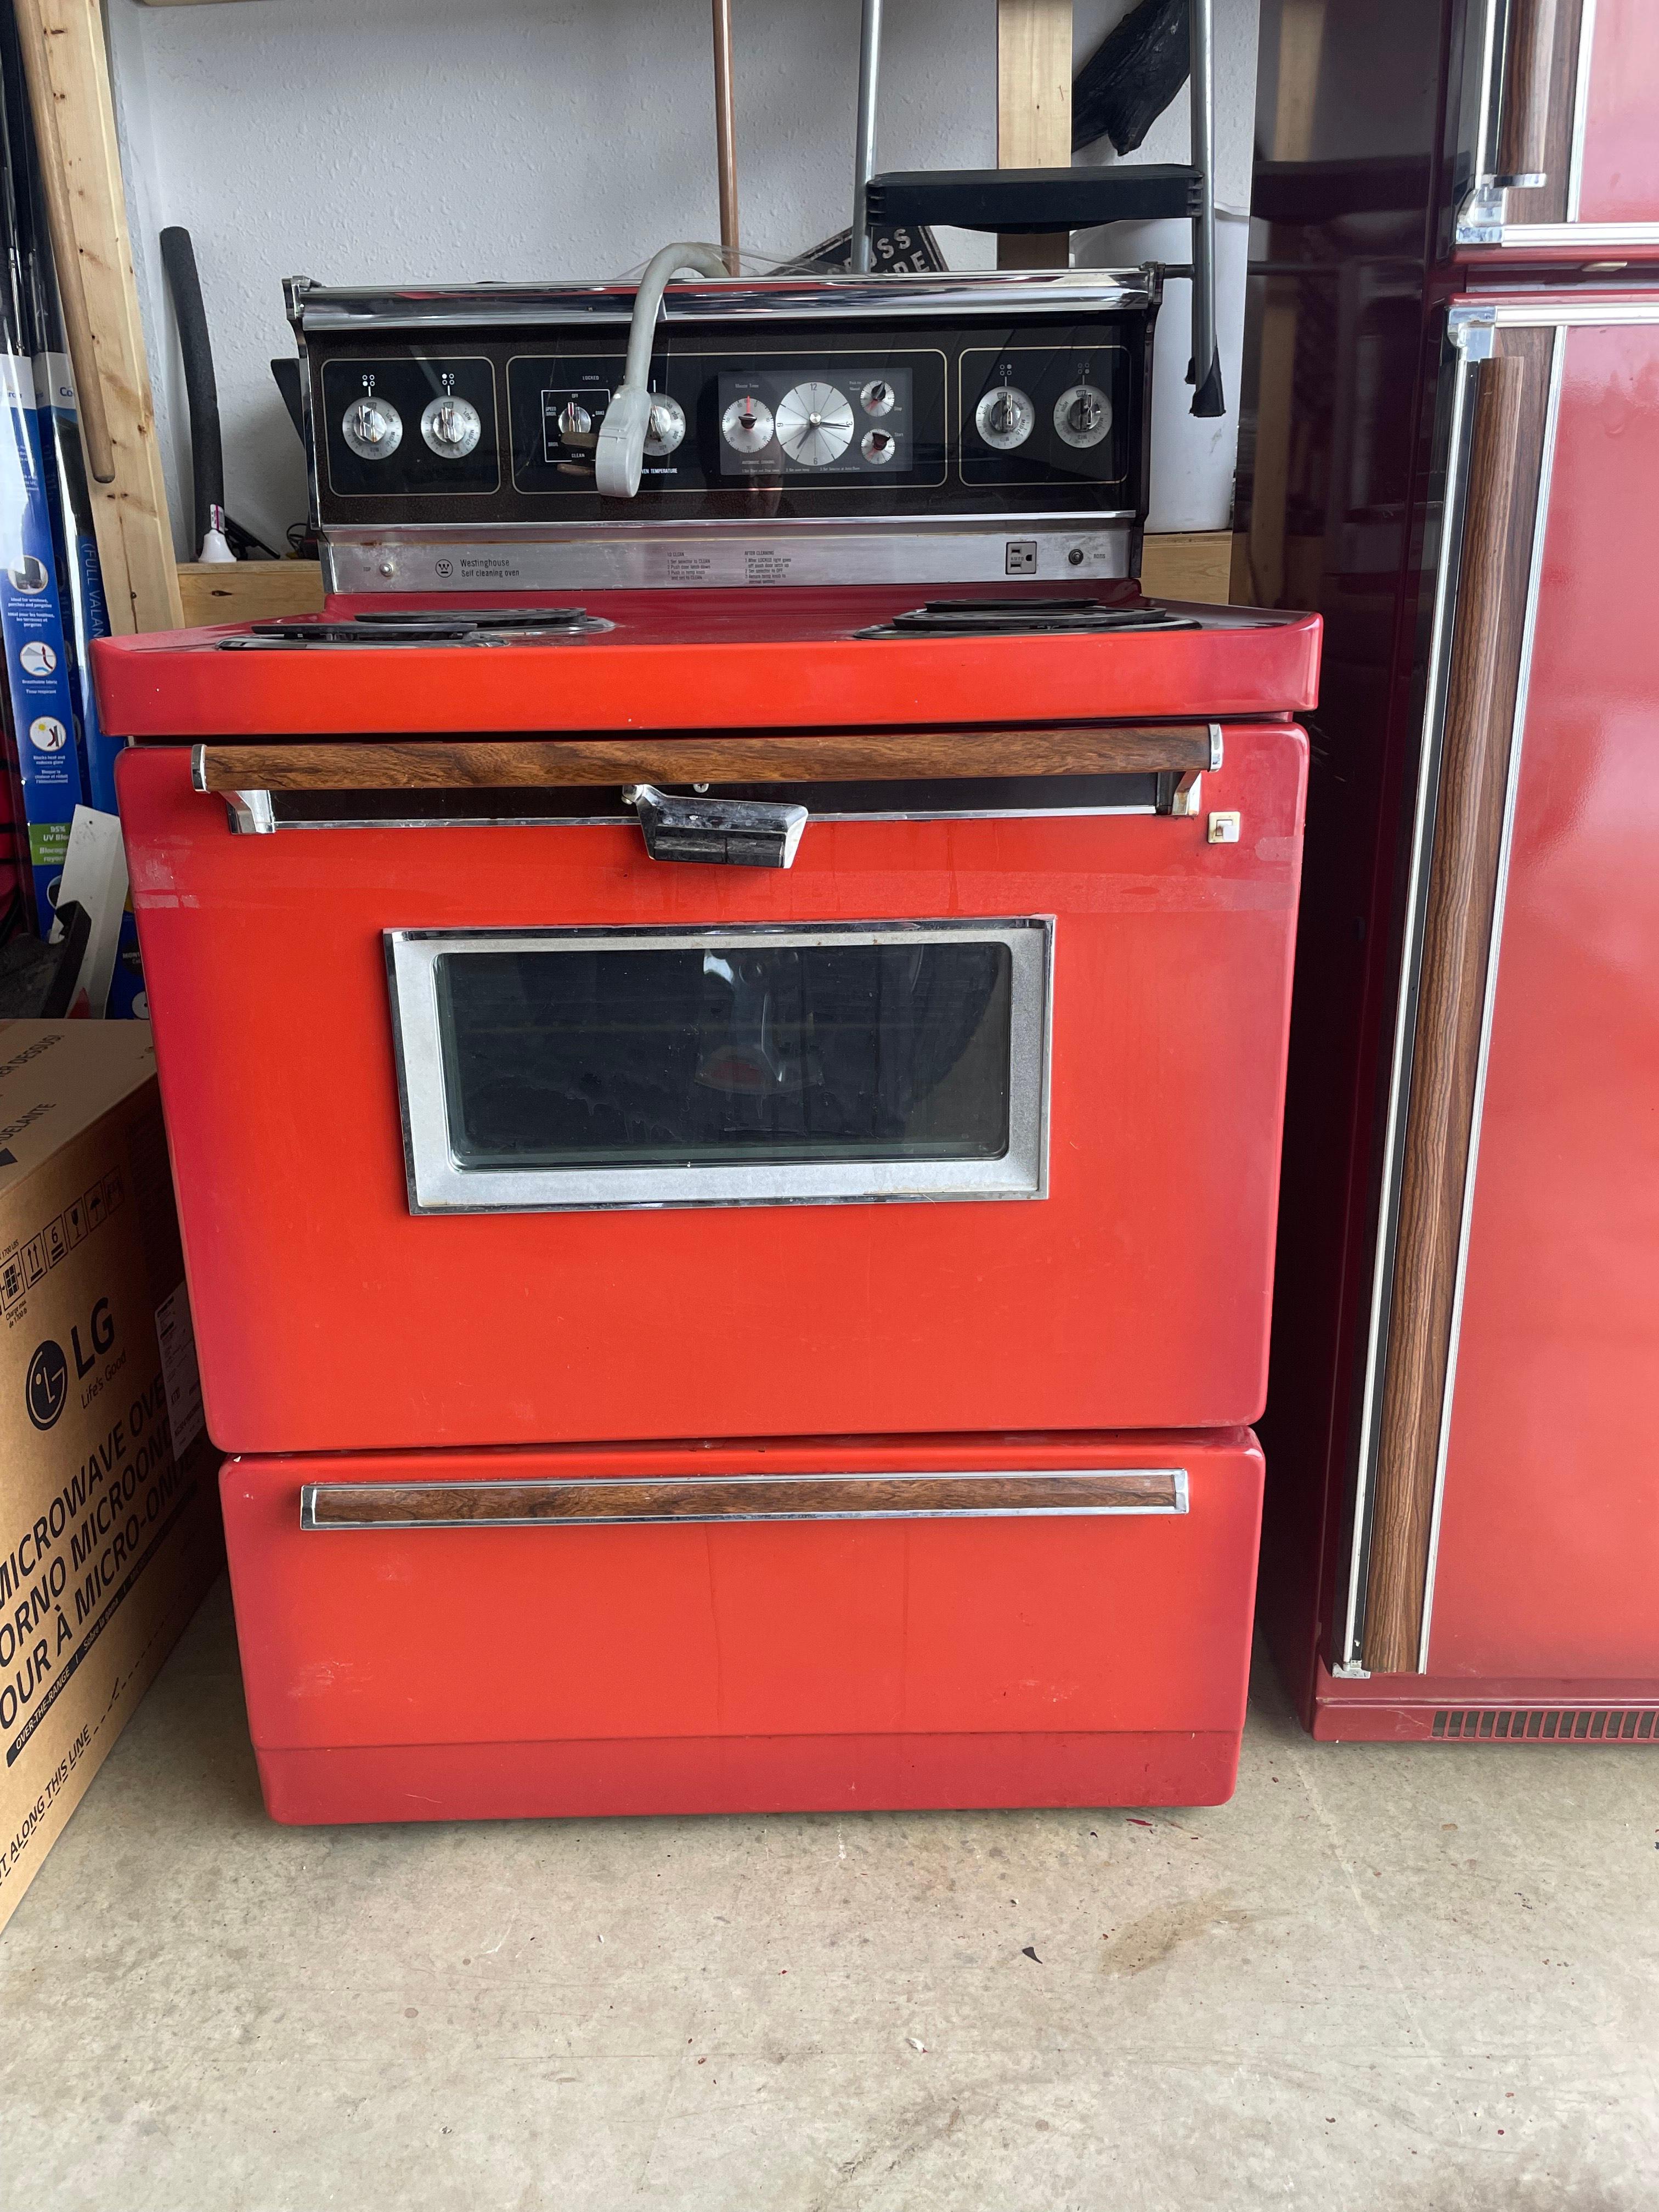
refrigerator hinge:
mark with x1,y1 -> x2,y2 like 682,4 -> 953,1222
1454,174 -> 1544,247
1448,307 -> 1497,360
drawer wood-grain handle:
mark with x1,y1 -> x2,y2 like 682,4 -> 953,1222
192,724 -> 1222,798
299,1468 -> 1189,1530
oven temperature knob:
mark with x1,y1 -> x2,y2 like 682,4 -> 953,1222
421,394 -> 483,458
644,395 -> 687,457
721,393 -> 774,454
1054,382 -> 1113,449
974,385 -> 1035,451
342,397 -> 403,459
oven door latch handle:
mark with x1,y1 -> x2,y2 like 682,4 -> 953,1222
622,784 -> 808,869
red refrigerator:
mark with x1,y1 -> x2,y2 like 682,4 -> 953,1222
1239,0 -> 1659,1737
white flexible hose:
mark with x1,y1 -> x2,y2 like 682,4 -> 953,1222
595,241 -> 731,499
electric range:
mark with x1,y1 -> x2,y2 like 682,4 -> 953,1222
95,269 -> 1319,1821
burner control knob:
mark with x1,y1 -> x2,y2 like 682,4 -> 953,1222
420,394 -> 483,458
557,398 -> 594,444
1053,382 -> 1113,449
342,397 -> 403,459
974,384 -> 1035,452
644,395 -> 687,457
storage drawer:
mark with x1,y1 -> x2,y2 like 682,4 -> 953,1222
222,1429 -> 1264,1820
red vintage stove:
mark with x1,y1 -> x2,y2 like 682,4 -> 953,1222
97,267 -> 1318,1821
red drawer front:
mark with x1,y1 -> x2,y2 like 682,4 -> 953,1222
121,725 -> 1305,1455
222,1430 -> 1264,1819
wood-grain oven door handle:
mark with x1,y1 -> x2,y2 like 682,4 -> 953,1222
298,1468 -> 1191,1530
190,725 -> 1224,836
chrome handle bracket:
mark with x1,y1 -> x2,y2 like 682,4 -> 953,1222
623,783 -> 808,868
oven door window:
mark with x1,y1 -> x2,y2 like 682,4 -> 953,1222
387,922 -> 1051,1211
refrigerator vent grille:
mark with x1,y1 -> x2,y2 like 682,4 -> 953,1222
1431,1707 -> 1659,1743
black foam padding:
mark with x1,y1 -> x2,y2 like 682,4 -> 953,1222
1073,0 -> 1190,157
865,165 -> 1200,235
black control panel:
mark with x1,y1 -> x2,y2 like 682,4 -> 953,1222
307,308 -> 1154,528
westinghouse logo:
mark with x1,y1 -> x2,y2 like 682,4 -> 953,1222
26,1340 -> 67,1430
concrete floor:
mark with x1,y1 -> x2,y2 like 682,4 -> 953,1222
2,1580 -> 1656,2211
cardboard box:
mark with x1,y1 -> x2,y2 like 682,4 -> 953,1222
0,1020 -> 220,1934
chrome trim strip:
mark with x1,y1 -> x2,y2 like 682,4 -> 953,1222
269,803 -> 1159,832
1340,333 -> 1480,1672
298,1466 -> 1190,1530
1449,301 -> 1659,331
1416,324 -> 1566,1672
324,521 -> 1138,593
386,919 -> 1053,1214
287,269 -> 1160,332
1472,0 -> 1501,194
1496,221 -> 1659,248
1566,0 -> 1598,223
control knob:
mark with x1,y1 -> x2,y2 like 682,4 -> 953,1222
721,393 -> 775,454
860,428 -> 896,465
860,376 -> 896,417
557,398 -> 594,444
420,393 -> 483,458
341,396 -> 403,459
644,394 -> 687,458
1053,382 -> 1112,449
974,384 -> 1035,452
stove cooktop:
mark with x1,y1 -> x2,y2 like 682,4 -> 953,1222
92,585 -> 1323,740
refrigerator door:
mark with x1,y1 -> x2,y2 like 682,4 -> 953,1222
1423,308 -> 1659,1675
1347,300 -> 1659,1679
1458,0 -> 1659,252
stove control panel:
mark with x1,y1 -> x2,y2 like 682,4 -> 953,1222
305,305 -> 1152,532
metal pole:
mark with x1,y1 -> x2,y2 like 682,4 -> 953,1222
712,0 -> 740,269
1188,0 -> 1223,415
851,0 -> 883,273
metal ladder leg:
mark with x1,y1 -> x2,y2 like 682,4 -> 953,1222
851,0 -> 884,272
1188,0 -> 1224,415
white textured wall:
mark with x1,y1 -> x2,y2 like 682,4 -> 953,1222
107,0 -> 1259,556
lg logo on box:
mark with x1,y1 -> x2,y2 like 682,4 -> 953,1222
25,1340 -> 67,1430
25,1300 -> 115,1430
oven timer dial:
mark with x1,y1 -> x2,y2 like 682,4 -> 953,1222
860,377 -> 896,417
721,393 -> 775,454
341,396 -> 403,459
421,394 -> 483,458
1053,382 -> 1113,449
644,395 -> 687,457
974,384 -> 1035,451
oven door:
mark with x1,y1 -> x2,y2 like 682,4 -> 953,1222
120,724 -> 1305,1453
387,918 -> 1050,1213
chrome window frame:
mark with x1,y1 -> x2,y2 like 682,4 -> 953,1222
386,919 -> 1053,1214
